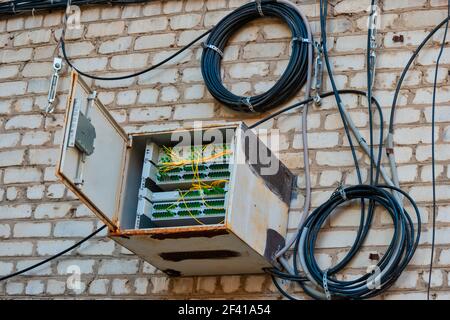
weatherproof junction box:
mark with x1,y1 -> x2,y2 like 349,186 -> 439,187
56,71 -> 294,276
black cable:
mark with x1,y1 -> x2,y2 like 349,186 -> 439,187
201,1 -> 311,113
267,0 -> 420,300
61,29 -> 212,81
295,185 -> 421,300
427,3 -> 449,300
249,89 -> 382,129
0,225 -> 106,282
0,0 -> 148,15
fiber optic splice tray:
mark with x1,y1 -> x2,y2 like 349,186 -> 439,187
56,71 -> 295,276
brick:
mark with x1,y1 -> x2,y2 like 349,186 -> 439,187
410,185 -> 450,202
0,150 -> 24,166
129,17 -> 168,34
150,276 -> 170,294
4,168 -> 41,184
184,85 -> 205,100
229,62 -> 270,79
0,262 -> 13,276
134,278 -> 149,295
27,185 -> 45,200
98,259 -> 139,275
57,259 -> 95,275
25,280 -> 45,295
89,279 -> 109,295
86,21 -> 125,38
173,103 -> 215,120
14,30 -> 51,46
47,280 -> 66,295
316,151 -> 362,167
121,5 -> 141,18
134,34 -> 176,50
111,54 -> 149,70
293,132 -> 339,149
204,11 -> 230,27
99,37 -> 132,54
243,43 -> 286,59
5,114 -> 42,129
0,133 -> 18,149
170,14 -> 201,30
0,224 -> 10,238
138,88 -> 159,104
163,1 -> 183,14
6,282 -> 24,295
244,275 -> 266,293
384,0 -> 426,10
160,86 -> 180,102
129,106 -> 172,122
77,239 -> 115,256
34,203 -> 71,219
0,82 -> 27,97
139,68 -> 179,85
196,277 -> 216,294
394,127 -> 437,145
14,222 -> 51,238
335,35 -> 367,52
172,278 -> 194,294
37,240 -> 75,255
54,221 -> 94,237
0,241 -> 33,256
72,57 -> 108,72
0,48 -> 32,63
64,42 -> 95,57
220,275 -> 241,293
28,148 -> 59,165
0,65 -> 20,79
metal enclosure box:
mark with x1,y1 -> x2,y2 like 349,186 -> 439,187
56,72 -> 294,276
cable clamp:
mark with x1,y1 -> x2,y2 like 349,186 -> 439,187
242,97 -> 256,113
322,269 -> 331,300
255,0 -> 264,17
334,183 -> 347,201
202,43 -> 224,58
292,37 -> 311,45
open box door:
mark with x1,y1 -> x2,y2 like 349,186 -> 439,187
56,71 -> 128,231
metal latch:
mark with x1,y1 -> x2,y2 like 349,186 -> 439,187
68,99 -> 96,156
46,57 -> 63,114
68,92 -> 97,186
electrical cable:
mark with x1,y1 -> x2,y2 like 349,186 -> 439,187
427,1 -> 449,300
0,225 -> 106,282
265,0 -> 421,300
0,0 -> 149,16
201,1 -> 311,113
61,29 -> 212,81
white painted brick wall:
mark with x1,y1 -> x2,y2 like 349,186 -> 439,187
1,0 -> 450,300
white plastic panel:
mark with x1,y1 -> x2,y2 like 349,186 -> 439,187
56,72 -> 128,229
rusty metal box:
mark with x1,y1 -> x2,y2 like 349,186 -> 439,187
56,72 -> 294,276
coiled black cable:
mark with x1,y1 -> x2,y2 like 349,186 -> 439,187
295,185 -> 421,300
201,1 -> 311,113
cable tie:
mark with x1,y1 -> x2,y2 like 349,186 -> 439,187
242,97 -> 256,113
256,0 -> 264,16
322,269 -> 331,300
292,37 -> 311,45
202,43 -> 224,58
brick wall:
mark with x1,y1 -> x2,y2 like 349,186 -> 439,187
0,0 -> 450,299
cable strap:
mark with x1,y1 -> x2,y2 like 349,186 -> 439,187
202,43 -> 224,58
256,0 -> 264,16
322,269 -> 331,300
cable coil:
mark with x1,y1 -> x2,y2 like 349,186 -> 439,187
201,1 -> 311,113
293,185 -> 421,300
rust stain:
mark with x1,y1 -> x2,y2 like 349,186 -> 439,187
110,225 -> 228,239
151,228 -> 229,240
159,250 -> 240,262
392,34 -> 404,43
163,269 -> 182,277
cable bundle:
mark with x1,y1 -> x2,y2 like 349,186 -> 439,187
292,185 -> 420,300
201,1 -> 311,113
0,0 -> 148,16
